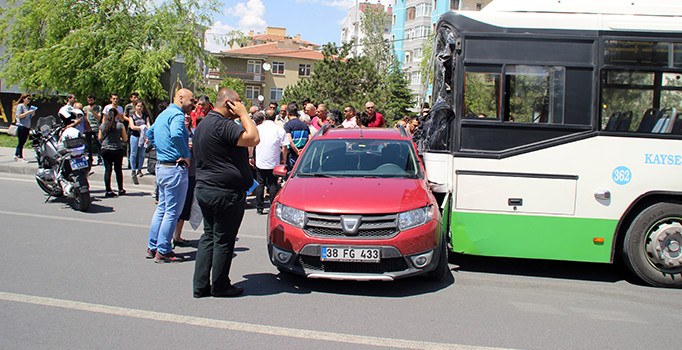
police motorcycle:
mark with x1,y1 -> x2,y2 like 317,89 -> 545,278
30,111 -> 91,211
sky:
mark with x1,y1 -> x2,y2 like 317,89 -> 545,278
205,0 -> 393,52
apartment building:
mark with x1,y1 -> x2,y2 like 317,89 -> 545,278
340,2 -> 393,58
392,0 -> 491,108
210,28 -> 323,107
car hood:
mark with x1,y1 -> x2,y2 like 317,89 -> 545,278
277,177 -> 432,214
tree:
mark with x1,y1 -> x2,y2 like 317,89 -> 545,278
419,34 -> 434,89
196,77 -> 246,107
284,43 -> 382,112
0,0 -> 218,101
285,5 -> 413,123
381,57 -> 414,120
359,5 -> 393,72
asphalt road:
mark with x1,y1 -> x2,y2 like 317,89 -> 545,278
1,174 -> 680,350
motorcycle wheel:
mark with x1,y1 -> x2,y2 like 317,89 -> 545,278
36,178 -> 62,197
69,186 -> 90,212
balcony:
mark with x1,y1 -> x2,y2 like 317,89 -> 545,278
209,70 -> 266,84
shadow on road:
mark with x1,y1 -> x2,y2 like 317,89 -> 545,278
236,268 -> 455,298
44,195 -> 115,213
449,253 -> 636,284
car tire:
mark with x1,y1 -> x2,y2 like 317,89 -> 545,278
426,235 -> 450,281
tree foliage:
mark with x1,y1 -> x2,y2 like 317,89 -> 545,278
359,5 -> 392,72
284,6 -> 413,123
419,34 -> 434,89
0,0 -> 218,101
196,77 -> 246,106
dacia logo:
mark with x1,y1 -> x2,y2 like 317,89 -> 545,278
340,215 -> 362,236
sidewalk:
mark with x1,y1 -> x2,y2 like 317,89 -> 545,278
0,146 -> 156,186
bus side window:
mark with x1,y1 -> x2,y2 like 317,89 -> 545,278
464,71 -> 501,120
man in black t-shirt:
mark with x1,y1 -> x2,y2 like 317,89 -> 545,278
191,88 -> 260,298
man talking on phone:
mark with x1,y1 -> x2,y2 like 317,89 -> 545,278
192,88 -> 260,298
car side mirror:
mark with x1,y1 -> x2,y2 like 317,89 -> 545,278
273,164 -> 288,177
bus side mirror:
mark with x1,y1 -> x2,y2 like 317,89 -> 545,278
273,164 -> 288,177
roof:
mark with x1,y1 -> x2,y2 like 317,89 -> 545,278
314,127 -> 409,141
252,34 -> 318,48
464,0 -> 682,32
219,42 -> 324,61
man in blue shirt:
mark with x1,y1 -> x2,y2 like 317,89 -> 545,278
145,88 -> 194,263
283,103 -> 311,171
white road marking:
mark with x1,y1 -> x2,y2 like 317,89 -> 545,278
0,291 -> 506,350
0,175 -> 156,190
0,210 -> 264,240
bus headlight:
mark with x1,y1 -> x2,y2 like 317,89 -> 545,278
398,205 -> 434,231
275,203 -> 306,228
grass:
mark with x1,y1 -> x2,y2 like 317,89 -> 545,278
0,133 -> 31,148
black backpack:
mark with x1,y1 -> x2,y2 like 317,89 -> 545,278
146,146 -> 156,175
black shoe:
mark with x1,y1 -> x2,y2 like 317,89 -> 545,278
132,173 -> 139,185
212,285 -> 243,298
193,287 -> 211,298
173,238 -> 191,247
105,191 -> 117,197
118,189 -> 126,195
256,209 -> 264,215
146,248 -> 156,259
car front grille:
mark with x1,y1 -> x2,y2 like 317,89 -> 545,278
298,255 -> 409,273
304,212 -> 398,239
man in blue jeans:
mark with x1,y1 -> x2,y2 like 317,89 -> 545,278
192,88 -> 259,297
145,88 -> 194,263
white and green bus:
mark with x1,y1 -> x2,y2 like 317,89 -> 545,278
420,0 -> 682,287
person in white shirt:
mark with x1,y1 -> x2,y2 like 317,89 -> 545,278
58,93 -> 76,126
274,104 -> 288,126
252,108 -> 288,215
341,105 -> 359,128
102,93 -> 125,120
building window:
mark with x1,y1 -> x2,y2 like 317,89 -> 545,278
298,64 -> 311,76
405,52 -> 411,64
392,14 -> 396,25
407,7 -> 416,20
416,3 -> 432,17
476,3 -> 482,11
411,72 -> 421,85
270,88 -> 284,101
450,0 -> 460,10
246,60 -> 262,74
272,61 -> 285,75
245,86 -> 260,100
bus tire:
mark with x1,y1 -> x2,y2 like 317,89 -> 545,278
622,202 -> 682,288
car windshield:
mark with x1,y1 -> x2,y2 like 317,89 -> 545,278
294,139 -> 422,178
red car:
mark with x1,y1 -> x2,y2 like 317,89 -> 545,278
267,127 -> 449,281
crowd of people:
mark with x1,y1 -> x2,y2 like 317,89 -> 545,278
11,88 -> 424,298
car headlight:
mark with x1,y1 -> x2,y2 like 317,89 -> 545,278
275,203 -> 306,228
398,205 -> 433,231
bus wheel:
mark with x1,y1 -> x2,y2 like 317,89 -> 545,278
622,202 -> 682,288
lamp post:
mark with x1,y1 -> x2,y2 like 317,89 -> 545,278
261,62 -> 271,106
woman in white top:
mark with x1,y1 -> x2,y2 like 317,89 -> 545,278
14,94 -> 36,162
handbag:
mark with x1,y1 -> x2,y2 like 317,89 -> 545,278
8,124 -> 18,136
